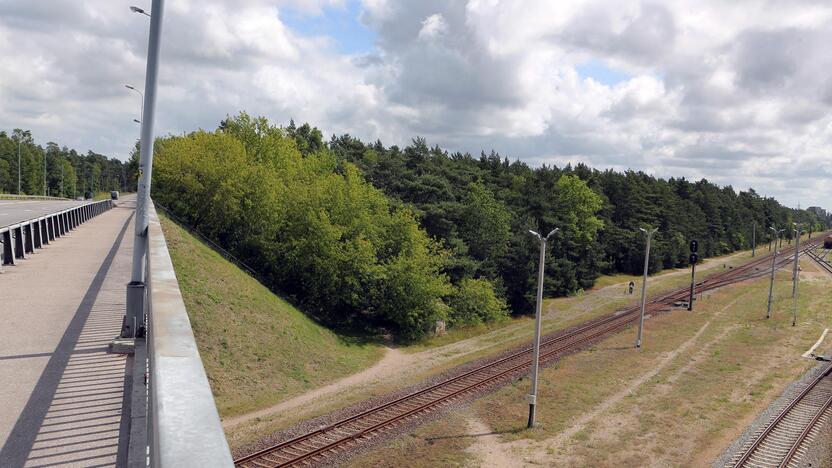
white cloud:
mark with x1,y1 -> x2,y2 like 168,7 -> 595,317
0,0 -> 830,207
418,14 -> 447,41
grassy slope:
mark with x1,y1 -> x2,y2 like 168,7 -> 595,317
160,215 -> 384,418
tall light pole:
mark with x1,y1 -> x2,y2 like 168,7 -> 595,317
792,223 -> 801,298
766,227 -> 784,319
122,0 -> 164,341
792,223 -> 801,326
527,227 -> 558,429
17,137 -> 21,195
635,227 -> 658,348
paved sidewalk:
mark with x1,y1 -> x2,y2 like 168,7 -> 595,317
0,196 -> 137,468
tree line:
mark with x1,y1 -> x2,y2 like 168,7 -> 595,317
328,134 -> 829,316
151,113 -> 830,340
0,129 -> 137,197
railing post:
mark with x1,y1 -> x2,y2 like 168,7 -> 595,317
13,226 -> 25,259
33,221 -> 41,249
38,218 -> 46,246
2,230 -> 13,265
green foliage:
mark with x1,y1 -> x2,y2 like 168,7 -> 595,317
154,113 -> 453,340
330,135 -> 830,315
447,278 -> 509,327
459,182 -> 511,263
0,129 -> 130,197
154,111 -> 832,338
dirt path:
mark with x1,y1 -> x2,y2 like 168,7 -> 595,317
224,335 -> 522,429
224,346 -> 410,428
464,417 -> 519,467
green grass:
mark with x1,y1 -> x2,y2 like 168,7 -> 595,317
160,215 -> 384,417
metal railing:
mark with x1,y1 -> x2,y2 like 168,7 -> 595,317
131,200 -> 233,467
0,194 -> 69,201
0,199 -> 113,269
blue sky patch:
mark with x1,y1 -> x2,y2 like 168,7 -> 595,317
576,60 -> 631,86
281,0 -> 375,55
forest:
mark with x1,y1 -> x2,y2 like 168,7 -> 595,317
151,113 -> 830,340
0,129 -> 136,197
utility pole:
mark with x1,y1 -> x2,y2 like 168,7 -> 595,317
792,223 -> 800,299
792,222 -> 801,326
766,227 -> 784,319
526,227 -> 558,429
752,222 -> 756,257
688,240 -> 698,311
635,227 -> 658,348
60,162 -> 64,198
43,151 -> 47,196
121,0 -> 164,342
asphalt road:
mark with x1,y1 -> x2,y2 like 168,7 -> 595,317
0,199 -> 91,228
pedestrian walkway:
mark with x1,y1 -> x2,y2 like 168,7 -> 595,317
0,196 -> 137,468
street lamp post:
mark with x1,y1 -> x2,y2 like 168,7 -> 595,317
792,223 -> 801,298
17,138 -> 21,195
792,223 -> 801,326
121,0 -> 164,341
635,227 -> 658,348
526,227 -> 558,429
766,227 -> 784,319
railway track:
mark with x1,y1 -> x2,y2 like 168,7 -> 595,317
805,247 -> 832,276
731,364 -> 832,468
236,236 -> 826,468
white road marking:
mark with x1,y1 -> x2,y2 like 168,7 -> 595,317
803,328 -> 829,358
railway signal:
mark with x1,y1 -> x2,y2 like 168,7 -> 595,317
526,227 -> 558,428
688,248 -> 698,311
636,227 -> 658,348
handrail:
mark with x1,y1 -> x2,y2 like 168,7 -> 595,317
0,194 -> 70,201
143,200 -> 234,467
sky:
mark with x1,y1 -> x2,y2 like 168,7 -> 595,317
0,0 -> 830,209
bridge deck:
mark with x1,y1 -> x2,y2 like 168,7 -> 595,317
0,196 -> 136,467
0,199 -> 91,229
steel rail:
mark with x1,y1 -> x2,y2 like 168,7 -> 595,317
780,393 -> 832,467
732,363 -> 832,468
237,235 -> 828,467
805,248 -> 832,276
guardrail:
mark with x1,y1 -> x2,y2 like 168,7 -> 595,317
129,200 -> 233,467
0,199 -> 113,270
0,194 -> 70,201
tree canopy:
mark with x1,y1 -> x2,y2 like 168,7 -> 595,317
0,129 -> 135,197
152,112 -> 830,339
